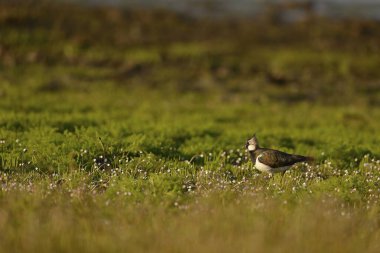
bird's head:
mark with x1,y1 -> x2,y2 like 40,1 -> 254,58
246,134 -> 259,151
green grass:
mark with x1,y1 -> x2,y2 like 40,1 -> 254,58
1,2 -> 380,252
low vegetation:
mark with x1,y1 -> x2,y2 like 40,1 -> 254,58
0,2 -> 380,252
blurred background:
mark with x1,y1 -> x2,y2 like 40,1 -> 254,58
1,0 -> 380,105
83,0 -> 380,20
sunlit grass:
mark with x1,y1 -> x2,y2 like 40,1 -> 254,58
1,1 -> 380,252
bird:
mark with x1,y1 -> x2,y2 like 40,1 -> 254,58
246,134 -> 313,175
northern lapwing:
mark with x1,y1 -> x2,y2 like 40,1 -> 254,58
246,134 -> 313,175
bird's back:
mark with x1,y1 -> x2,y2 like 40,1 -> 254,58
252,148 -> 312,168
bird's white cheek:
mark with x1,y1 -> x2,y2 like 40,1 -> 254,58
248,145 -> 255,151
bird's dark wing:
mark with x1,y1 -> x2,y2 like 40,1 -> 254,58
258,150 -> 309,168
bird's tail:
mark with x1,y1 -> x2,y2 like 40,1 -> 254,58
294,155 -> 314,163
302,155 -> 315,163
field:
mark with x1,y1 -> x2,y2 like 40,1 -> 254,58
1,2 -> 380,252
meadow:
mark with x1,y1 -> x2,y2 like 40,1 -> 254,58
0,2 -> 380,252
